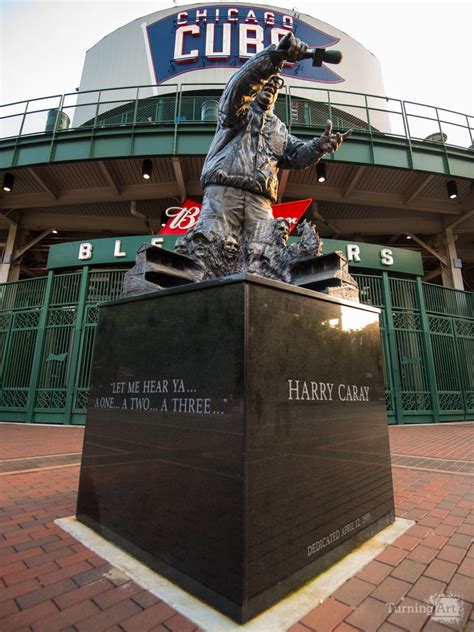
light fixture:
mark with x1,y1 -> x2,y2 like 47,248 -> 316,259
52,229 -> 58,234
2,172 -> 14,192
406,235 -> 412,240
142,159 -> 153,180
446,180 -> 458,199
316,162 -> 326,183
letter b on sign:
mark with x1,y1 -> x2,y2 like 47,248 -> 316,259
78,243 -> 93,261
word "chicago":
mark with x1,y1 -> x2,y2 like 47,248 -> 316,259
173,8 -> 294,62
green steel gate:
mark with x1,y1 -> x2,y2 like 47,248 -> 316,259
0,269 -> 472,424
0,269 -> 124,424
423,283 -> 474,420
352,273 -> 473,423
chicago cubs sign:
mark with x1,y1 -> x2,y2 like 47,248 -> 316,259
146,5 -> 344,85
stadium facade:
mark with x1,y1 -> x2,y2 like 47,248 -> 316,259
0,3 -> 473,426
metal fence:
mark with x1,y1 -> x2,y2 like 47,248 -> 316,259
0,269 -> 124,424
1,84 -> 473,150
0,269 -> 472,425
354,273 -> 474,423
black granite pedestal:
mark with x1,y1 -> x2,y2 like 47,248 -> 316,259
76,274 -> 394,623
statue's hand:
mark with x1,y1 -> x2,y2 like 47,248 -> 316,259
276,31 -> 308,62
318,120 -> 352,154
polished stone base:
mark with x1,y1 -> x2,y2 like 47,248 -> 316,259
77,274 -> 394,623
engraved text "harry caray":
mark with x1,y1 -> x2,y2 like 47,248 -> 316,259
288,380 -> 370,402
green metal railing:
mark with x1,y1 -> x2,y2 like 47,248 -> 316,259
1,83 -> 473,150
0,269 -> 472,425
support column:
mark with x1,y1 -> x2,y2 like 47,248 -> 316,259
415,276 -> 441,422
381,272 -> 404,424
442,228 -> 464,290
0,223 -> 21,283
26,271 -> 54,423
63,266 -> 89,424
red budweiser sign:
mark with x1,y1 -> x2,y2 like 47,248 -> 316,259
159,198 -> 312,235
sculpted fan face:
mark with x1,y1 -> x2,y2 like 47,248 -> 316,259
192,234 -> 210,257
223,235 -> 239,257
275,218 -> 291,243
256,76 -> 285,111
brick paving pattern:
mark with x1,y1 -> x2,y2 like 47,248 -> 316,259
0,422 -> 472,631
299,423 -> 474,632
0,453 -> 82,475
390,455 -> 474,475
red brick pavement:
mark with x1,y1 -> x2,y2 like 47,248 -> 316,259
0,422 -> 472,632
299,424 -> 474,632
1,425 -> 84,460
387,424 -> 474,462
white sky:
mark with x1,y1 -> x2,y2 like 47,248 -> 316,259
1,0 -> 473,116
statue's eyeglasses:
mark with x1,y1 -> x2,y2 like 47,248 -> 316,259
271,77 -> 285,89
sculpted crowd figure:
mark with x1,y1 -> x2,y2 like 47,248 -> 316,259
193,31 -> 351,243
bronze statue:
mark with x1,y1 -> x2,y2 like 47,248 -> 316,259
194,31 -> 351,241
123,33 -> 358,299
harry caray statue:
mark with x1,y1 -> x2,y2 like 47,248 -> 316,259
194,31 -> 351,242
123,32 -> 358,297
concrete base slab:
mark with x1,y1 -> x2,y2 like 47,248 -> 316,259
56,516 -> 413,631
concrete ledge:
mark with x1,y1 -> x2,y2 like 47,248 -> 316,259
56,516 -> 413,631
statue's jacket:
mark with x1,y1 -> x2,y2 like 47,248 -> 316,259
200,45 -> 323,204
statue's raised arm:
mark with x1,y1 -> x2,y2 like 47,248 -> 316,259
219,31 -> 309,127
